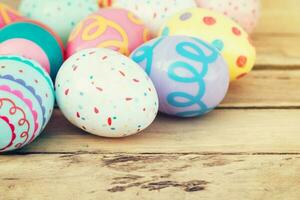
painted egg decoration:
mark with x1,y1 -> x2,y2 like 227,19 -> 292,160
56,48 -> 159,138
98,0 -> 114,8
0,2 -> 23,28
112,0 -> 197,36
196,0 -> 261,33
67,8 -> 149,57
19,0 -> 98,44
0,55 -> 55,152
160,8 -> 256,81
130,36 -> 229,117
0,21 -> 64,79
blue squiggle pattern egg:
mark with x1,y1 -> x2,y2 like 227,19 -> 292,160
131,36 -> 229,117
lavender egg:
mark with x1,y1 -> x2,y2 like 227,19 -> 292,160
130,36 -> 229,117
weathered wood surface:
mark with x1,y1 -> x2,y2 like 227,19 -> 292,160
17,108 -> 300,154
1,154 -> 300,200
1,0 -> 300,199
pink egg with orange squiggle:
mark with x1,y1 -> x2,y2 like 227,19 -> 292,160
0,2 -> 23,28
67,8 -> 150,57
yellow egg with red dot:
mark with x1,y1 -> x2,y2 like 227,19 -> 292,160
160,8 -> 256,81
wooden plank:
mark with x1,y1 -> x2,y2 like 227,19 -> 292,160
255,0 -> 300,34
1,154 -> 300,200
254,35 -> 300,68
222,70 -> 300,107
12,70 -> 300,154
17,108 -> 300,154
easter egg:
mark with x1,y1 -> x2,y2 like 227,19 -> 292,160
0,21 -> 64,79
160,8 -> 256,81
0,2 -> 23,28
130,36 -> 229,117
67,8 -> 149,57
19,0 -> 98,44
98,0 -> 114,8
113,0 -> 196,36
55,48 -> 159,138
0,55 -> 55,152
196,0 -> 261,33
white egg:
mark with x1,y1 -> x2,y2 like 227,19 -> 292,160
113,0 -> 197,36
55,48 -> 159,137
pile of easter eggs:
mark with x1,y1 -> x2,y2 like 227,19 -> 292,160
0,0 -> 260,152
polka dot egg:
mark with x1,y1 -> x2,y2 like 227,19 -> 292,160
55,48 -> 159,138
67,8 -> 150,57
160,8 -> 256,81
0,21 -> 65,79
19,0 -> 98,45
0,2 -> 23,28
113,0 -> 197,36
0,55 -> 55,152
131,36 -> 229,117
196,0 -> 261,33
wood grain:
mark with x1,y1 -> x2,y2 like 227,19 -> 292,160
1,154 -> 300,200
1,0 -> 300,199
255,0 -> 300,34
15,108 -> 300,154
12,70 -> 300,154
254,35 -> 300,68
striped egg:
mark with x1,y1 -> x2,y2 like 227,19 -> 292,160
0,21 -> 64,79
0,2 -> 23,28
0,55 -> 55,152
98,0 -> 114,8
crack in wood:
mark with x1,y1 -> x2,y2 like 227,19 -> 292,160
108,180 -> 209,193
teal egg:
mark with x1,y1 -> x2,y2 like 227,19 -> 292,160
19,0 -> 98,45
0,21 -> 65,79
0,55 -> 55,152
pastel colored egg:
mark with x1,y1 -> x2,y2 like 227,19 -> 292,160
0,55 -> 55,152
0,21 -> 65,79
55,48 -> 159,138
196,0 -> 261,33
19,0 -> 98,44
98,0 -> 114,8
131,36 -> 229,117
112,0 -> 196,36
67,8 -> 150,57
160,8 -> 256,81
0,2 -> 23,28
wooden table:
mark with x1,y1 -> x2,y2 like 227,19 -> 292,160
1,0 -> 300,199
